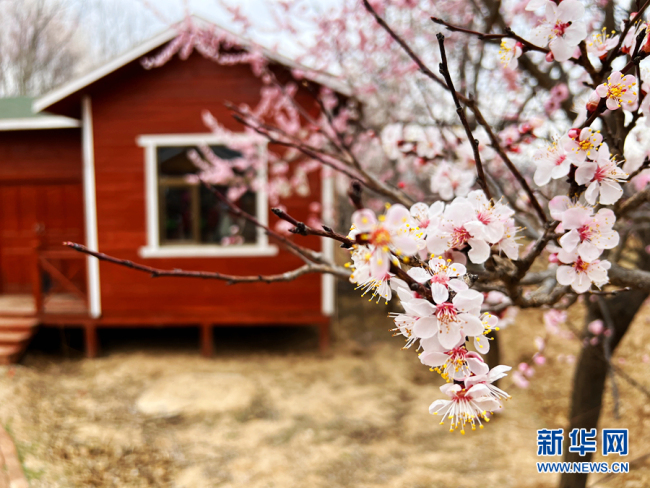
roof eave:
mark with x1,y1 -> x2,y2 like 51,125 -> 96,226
0,116 -> 81,131
32,15 -> 352,115
32,28 -> 178,114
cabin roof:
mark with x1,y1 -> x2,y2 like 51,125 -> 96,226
0,97 -> 39,119
32,14 -> 351,115
0,97 -> 80,131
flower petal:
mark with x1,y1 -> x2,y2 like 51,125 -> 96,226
420,351 -> 448,367
556,265 -> 576,286
467,238 -> 490,264
352,209 -> 376,232
413,317 -> 438,339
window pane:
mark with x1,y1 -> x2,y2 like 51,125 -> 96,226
158,145 -> 242,176
200,187 -> 257,245
158,146 -> 198,176
157,144 -> 258,247
161,186 -> 194,242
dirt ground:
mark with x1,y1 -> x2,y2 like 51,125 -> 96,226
1,288 -> 649,488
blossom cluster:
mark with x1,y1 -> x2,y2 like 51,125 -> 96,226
534,127 -> 626,293
346,193 -> 518,432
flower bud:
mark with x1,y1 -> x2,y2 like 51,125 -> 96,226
586,91 -> 600,112
545,51 -> 555,62
567,128 -> 581,140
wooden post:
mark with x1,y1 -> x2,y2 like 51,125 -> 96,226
200,323 -> 213,358
31,238 -> 43,315
319,322 -> 330,353
84,322 -> 99,358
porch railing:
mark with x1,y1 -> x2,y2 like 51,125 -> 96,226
31,236 -> 88,315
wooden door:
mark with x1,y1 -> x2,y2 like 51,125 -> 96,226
0,182 -> 85,293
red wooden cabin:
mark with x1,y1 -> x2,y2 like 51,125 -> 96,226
0,19 -> 345,363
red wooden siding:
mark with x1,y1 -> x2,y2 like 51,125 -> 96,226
89,53 -> 325,321
0,130 -> 84,293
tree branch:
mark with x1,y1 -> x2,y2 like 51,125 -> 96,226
271,207 -> 354,248
436,33 -> 491,200
64,242 -> 350,282
431,17 -> 549,55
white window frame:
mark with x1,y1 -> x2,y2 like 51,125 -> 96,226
137,133 -> 278,258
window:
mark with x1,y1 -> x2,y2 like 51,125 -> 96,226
137,134 -> 277,258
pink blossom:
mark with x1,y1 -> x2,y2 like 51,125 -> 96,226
544,309 -> 567,334
429,383 -> 502,433
595,72 -> 638,111
586,28 -> 620,58
530,0 -> 587,62
588,319 -> 604,335
544,83 -> 569,116
499,38 -> 523,68
575,143 -> 628,205
556,248 -> 611,293
351,205 -> 419,279
564,128 -> 603,163
407,256 -> 468,304
533,136 -> 571,185
512,371 -> 530,388
558,205 -> 619,261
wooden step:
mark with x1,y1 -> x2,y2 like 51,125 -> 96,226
0,344 -> 22,365
0,318 -> 39,332
0,319 -> 38,364
0,331 -> 31,345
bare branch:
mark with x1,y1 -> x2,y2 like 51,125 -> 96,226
436,33 -> 491,200
64,242 -> 350,282
361,0 -> 448,90
202,181 -> 325,264
616,186 -> 650,217
467,100 -> 548,224
431,17 -> 549,55
363,0 -> 547,223
271,207 -> 354,248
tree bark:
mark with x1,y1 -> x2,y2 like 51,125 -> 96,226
559,232 -> 650,488
559,289 -> 647,488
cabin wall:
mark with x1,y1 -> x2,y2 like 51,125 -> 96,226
0,129 -> 84,293
89,53 -> 325,321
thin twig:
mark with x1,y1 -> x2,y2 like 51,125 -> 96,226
202,181 -> 325,264
468,101 -> 548,223
361,0 -> 448,90
271,207 -> 354,247
601,0 -> 650,75
436,33 -> 491,200
64,242 -> 349,282
364,0 -> 547,222
431,17 -> 549,54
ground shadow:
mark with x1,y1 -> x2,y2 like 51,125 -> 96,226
25,323 -> 321,361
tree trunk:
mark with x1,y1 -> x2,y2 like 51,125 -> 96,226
559,285 -> 649,487
560,227 -> 650,488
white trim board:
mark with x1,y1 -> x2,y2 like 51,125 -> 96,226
33,15 -> 350,114
321,170 -> 335,316
137,132 -> 278,259
0,116 -> 80,131
136,133 -> 264,146
140,244 -> 278,258
81,96 -> 102,318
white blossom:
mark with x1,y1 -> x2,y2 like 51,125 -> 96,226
530,0 -> 587,62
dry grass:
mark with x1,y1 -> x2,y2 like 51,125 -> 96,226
0,289 -> 649,487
